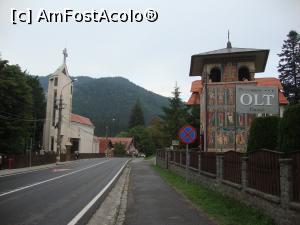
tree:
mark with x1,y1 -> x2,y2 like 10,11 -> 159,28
128,99 -> 145,129
26,75 -> 46,151
114,142 -> 126,156
148,117 -> 166,149
116,131 -> 129,137
247,116 -> 280,152
160,85 -> 188,145
128,126 -> 155,156
278,30 -> 300,104
278,104 -> 300,153
0,59 -> 46,154
0,59 -> 33,153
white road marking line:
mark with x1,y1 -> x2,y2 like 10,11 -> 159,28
67,159 -> 130,225
0,159 -> 110,198
52,168 -> 71,172
0,166 -> 57,178
0,160 -> 80,178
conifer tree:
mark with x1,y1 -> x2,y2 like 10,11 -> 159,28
128,99 -> 145,129
278,30 -> 300,104
160,85 -> 188,144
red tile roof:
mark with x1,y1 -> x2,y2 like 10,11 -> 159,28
187,92 -> 200,105
71,113 -> 94,126
255,77 -> 283,89
97,137 -> 135,153
190,80 -> 203,92
109,137 -> 134,150
255,77 -> 288,105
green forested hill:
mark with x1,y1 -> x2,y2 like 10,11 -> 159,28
38,76 -> 168,136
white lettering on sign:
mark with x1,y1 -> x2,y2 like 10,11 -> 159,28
240,94 -> 275,106
264,94 -> 275,105
236,85 -> 278,115
240,94 -> 252,105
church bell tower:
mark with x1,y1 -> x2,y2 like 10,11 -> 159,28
189,34 -> 269,152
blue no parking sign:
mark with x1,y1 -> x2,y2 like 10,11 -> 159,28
178,125 -> 197,144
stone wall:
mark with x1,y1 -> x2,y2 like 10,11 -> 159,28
156,150 -> 300,225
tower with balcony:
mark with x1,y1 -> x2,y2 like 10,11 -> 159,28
189,38 -> 269,152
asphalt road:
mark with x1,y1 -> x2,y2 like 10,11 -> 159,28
0,158 -> 128,225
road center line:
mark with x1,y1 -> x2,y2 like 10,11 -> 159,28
67,159 -> 130,225
0,159 -> 110,198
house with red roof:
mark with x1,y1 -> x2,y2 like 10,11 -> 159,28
98,137 -> 137,156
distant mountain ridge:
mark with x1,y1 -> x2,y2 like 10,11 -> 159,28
38,76 -> 169,136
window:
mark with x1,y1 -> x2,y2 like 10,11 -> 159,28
51,136 -> 54,151
52,90 -> 57,126
209,68 -> 221,82
238,67 -> 250,81
54,77 -> 58,86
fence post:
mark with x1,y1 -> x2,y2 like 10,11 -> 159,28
241,156 -> 248,192
187,150 -> 190,169
180,151 -> 182,166
198,152 -> 202,174
216,153 -> 224,185
165,150 -> 168,169
279,158 -> 292,209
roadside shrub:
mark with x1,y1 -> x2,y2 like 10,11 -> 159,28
278,104 -> 300,153
247,116 -> 280,152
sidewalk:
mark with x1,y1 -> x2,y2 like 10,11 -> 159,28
0,161 -> 73,177
124,159 -> 217,225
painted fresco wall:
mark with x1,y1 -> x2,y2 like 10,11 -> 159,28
201,82 -> 256,152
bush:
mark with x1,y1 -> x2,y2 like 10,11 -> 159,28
247,116 -> 280,152
278,104 -> 300,153
114,142 -> 126,156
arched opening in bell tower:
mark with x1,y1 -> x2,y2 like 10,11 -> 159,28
238,67 -> 251,81
209,67 -> 221,82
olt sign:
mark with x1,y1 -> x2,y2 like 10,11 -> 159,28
236,85 -> 279,114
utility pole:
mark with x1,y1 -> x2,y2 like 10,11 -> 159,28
105,126 -> 108,157
56,95 -> 63,164
29,137 -> 32,167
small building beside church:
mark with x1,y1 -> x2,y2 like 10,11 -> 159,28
70,113 -> 99,154
188,38 -> 288,152
43,49 -> 98,155
98,137 -> 137,156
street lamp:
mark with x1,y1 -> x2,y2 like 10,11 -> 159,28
56,78 -> 77,164
112,118 -> 116,136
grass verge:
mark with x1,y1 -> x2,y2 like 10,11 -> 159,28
152,165 -> 275,225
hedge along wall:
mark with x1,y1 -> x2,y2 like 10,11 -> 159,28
247,116 -> 280,152
278,104 -> 300,153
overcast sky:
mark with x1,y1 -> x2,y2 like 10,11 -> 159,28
1,0 -> 299,100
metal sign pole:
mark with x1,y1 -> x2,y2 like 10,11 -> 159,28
186,143 -> 188,184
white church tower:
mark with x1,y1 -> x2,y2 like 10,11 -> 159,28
43,49 -> 73,153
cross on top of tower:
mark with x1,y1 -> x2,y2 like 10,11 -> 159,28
63,48 -> 68,64
227,30 -> 232,48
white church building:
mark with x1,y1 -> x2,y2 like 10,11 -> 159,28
43,49 -> 98,154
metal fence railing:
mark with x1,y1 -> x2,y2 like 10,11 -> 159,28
247,150 -> 282,196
